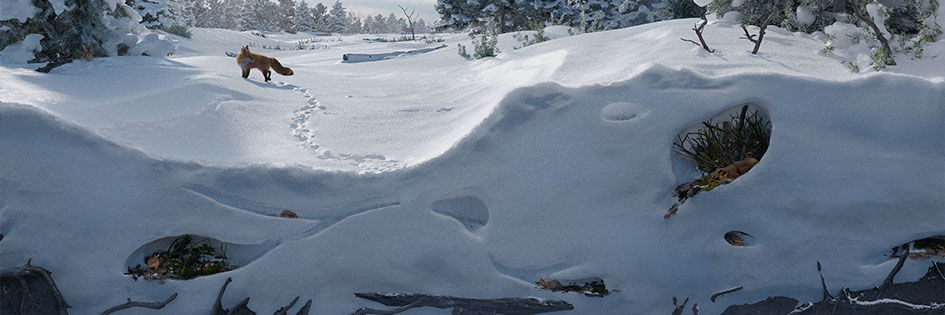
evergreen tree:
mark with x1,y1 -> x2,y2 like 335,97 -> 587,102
347,13 -> 364,33
311,2 -> 330,31
277,0 -> 297,32
293,1 -> 317,32
326,0 -> 349,33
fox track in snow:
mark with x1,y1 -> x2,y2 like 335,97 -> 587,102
283,82 -> 401,172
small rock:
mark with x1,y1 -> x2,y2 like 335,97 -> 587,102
279,210 -> 299,218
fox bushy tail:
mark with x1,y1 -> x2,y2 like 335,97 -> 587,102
270,59 -> 293,76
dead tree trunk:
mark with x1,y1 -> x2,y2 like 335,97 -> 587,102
681,11 -> 714,53
397,4 -> 417,41
849,0 -> 896,65
740,2 -> 781,54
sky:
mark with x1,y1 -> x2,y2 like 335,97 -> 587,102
306,0 -> 440,22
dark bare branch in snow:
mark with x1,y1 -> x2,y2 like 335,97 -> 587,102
681,12 -> 714,53
739,1 -> 780,54
274,296 -> 300,315
817,260 -> 832,301
100,293 -> 178,315
710,286 -> 743,302
398,4 -> 417,41
880,244 -> 910,294
848,0 -> 896,65
672,296 -> 689,315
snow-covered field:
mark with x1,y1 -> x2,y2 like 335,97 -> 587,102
1,17 -> 944,314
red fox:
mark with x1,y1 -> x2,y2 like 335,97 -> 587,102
711,157 -> 759,183
236,46 -> 293,82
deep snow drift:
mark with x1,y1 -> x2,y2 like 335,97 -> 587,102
1,18 -> 944,314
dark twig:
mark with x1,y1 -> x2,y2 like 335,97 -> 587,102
682,12 -> 715,53
274,296 -> 300,315
740,1 -> 780,54
849,0 -> 896,65
100,293 -> 178,315
295,299 -> 313,315
672,296 -> 690,315
880,244 -> 910,294
36,58 -> 74,73
817,261 -> 833,301
933,262 -> 945,281
710,286 -> 743,302
212,277 -> 233,314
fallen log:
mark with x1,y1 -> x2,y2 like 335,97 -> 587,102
342,45 -> 447,63
353,293 -> 574,314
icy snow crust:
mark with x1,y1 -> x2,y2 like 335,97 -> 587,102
1,19 -> 944,314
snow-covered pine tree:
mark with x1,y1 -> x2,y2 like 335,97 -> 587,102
277,0 -> 296,32
347,13 -> 364,33
326,0 -> 349,33
1,0 -> 175,63
190,0 -> 214,28
293,1 -> 316,32
385,13 -> 408,34
311,2 -> 329,32
435,0 -> 483,30
215,0 -> 243,30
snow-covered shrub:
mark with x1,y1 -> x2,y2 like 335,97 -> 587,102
435,0 -> 674,33
513,27 -> 550,49
159,24 -> 191,38
457,43 -> 470,58
708,0 -> 786,26
0,33 -> 44,64
659,0 -> 706,19
458,21 -> 500,59
0,0 -> 176,63
779,0 -> 832,33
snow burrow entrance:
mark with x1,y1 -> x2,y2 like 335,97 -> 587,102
665,103 -> 771,218
124,235 -> 278,281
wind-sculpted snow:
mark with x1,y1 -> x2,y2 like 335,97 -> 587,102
2,62 -> 942,314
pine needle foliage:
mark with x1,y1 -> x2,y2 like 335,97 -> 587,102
674,105 -> 771,174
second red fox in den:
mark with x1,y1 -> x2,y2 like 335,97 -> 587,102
236,46 -> 293,82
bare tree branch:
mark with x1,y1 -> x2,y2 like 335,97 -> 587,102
100,293 -> 178,315
295,299 -> 312,315
710,286 -> 743,302
880,244 -> 910,293
211,277 -> 233,315
740,1 -> 780,54
849,0 -> 896,65
397,4 -> 417,41
274,296 -> 300,315
817,260 -> 833,302
682,12 -> 715,53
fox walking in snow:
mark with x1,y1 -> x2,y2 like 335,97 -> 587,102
236,46 -> 293,82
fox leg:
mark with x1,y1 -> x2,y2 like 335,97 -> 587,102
264,70 -> 272,82
241,68 -> 250,78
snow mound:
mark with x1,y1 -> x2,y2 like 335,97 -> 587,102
0,34 -> 43,64
3,58 -> 943,313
